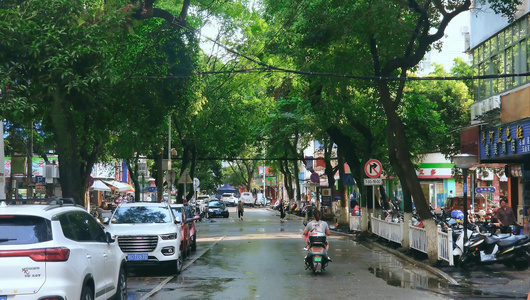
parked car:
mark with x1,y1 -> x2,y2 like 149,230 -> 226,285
0,198 -> 127,300
220,193 -> 238,206
170,204 -> 198,257
196,195 -> 210,205
104,201 -> 183,274
208,201 -> 229,218
240,192 -> 256,207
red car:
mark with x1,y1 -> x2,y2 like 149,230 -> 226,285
170,204 -> 198,258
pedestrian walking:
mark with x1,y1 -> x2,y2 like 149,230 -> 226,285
279,200 -> 286,223
237,200 -> 244,221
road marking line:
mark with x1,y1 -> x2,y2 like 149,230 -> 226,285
139,236 -> 226,300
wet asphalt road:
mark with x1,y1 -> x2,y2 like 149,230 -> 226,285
125,207 -> 457,300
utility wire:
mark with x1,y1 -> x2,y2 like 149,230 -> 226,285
135,15 -> 530,82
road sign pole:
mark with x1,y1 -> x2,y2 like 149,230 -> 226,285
372,185 -> 375,214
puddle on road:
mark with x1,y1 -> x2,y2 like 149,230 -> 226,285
366,249 -> 450,293
363,248 -> 522,298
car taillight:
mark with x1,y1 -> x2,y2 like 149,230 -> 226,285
0,247 -> 70,262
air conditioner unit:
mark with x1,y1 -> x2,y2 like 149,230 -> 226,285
44,164 -> 59,180
491,95 -> 500,109
482,99 -> 492,113
471,101 -> 483,120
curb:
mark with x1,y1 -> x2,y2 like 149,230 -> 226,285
330,229 -> 459,286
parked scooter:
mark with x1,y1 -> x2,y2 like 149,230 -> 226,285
459,225 -> 530,270
303,228 -> 330,274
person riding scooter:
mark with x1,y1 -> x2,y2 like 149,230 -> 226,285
303,210 -> 332,261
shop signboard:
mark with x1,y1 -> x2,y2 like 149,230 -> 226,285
480,119 -> 530,160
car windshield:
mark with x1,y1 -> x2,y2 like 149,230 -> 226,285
171,208 -> 183,221
209,201 -> 224,208
222,194 -> 232,197
0,215 -> 52,245
112,206 -> 172,224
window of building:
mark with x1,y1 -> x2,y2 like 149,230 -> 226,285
473,16 -> 530,101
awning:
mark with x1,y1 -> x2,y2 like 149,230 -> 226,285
102,180 -> 131,192
90,180 -> 111,192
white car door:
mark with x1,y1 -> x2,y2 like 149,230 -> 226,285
85,214 -> 120,298
68,212 -> 109,299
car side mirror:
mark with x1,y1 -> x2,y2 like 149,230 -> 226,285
175,216 -> 182,223
103,217 -> 110,224
106,232 -> 115,243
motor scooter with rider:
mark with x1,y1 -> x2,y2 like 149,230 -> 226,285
302,210 -> 332,274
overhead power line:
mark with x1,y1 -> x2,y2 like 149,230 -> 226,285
134,68 -> 530,82
135,20 -> 530,82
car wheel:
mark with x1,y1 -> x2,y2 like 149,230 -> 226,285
115,267 -> 127,300
181,243 -> 187,259
80,285 -> 94,300
191,234 -> 197,251
176,254 -> 183,274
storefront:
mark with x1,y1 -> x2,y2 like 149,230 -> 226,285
416,154 -> 456,209
479,118 -> 530,233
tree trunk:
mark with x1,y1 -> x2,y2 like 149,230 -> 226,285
293,155 -> 301,207
26,121 -> 33,198
337,148 -> 349,226
377,83 -> 436,261
377,83 -> 431,220
50,93 -> 84,205
156,149 -> 163,202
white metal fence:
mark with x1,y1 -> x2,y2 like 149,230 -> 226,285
370,213 -> 403,244
408,221 -> 427,253
365,215 -> 455,266
436,225 -> 454,266
349,215 -> 361,231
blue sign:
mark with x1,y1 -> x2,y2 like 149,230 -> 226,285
475,186 -> 496,194
310,173 -> 319,183
480,119 -> 530,160
35,176 -> 45,184
147,187 -> 158,193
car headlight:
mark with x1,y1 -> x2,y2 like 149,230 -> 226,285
208,208 -> 213,212
224,207 -> 228,211
160,233 -> 178,240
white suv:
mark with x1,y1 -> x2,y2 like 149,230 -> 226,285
0,198 -> 127,300
220,193 -> 238,207
104,202 -> 183,274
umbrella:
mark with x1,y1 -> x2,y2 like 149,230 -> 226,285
90,180 -> 111,192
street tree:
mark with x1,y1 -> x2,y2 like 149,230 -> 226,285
260,0 -> 514,261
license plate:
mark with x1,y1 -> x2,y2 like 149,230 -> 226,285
314,256 -> 322,262
0,296 -> 6,300
127,253 -> 148,261
216,211 -> 221,214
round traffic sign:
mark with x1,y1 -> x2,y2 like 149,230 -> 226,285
364,159 -> 383,178
89,176 -> 94,187
310,172 -> 320,183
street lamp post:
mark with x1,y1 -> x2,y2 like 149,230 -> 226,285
452,153 -> 478,244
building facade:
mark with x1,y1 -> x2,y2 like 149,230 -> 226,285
467,1 -> 530,233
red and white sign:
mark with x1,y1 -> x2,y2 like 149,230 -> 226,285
364,159 -> 382,178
